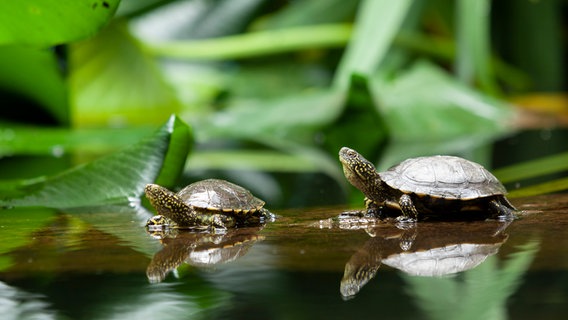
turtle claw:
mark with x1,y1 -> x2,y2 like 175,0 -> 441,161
395,215 -> 417,224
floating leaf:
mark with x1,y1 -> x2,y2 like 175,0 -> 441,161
0,115 -> 192,208
0,122 -> 153,157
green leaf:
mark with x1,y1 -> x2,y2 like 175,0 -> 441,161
0,0 -> 120,46
258,0 -> 359,29
145,24 -> 352,60
324,73 -> 388,160
334,0 -> 413,88
455,0 -> 497,94
196,89 -> 345,142
371,61 -> 514,142
507,177 -> 568,198
0,47 -> 68,124
154,115 -> 192,187
493,151 -> 568,184
0,115 -> 192,208
0,122 -> 153,157
69,21 -> 180,127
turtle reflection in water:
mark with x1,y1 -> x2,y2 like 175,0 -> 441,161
339,147 -> 517,221
146,227 -> 264,283
339,220 -> 511,299
145,179 -> 273,231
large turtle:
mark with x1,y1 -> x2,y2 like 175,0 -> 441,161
339,147 -> 516,221
145,179 -> 272,230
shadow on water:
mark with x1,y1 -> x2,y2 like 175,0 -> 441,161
0,193 -> 567,319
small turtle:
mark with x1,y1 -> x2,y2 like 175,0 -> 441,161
145,179 -> 272,230
339,147 -> 516,221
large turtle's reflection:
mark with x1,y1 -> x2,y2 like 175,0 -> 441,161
146,227 -> 264,283
340,220 -> 511,299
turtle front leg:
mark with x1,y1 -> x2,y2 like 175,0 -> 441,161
365,198 -> 382,218
488,198 -> 516,221
205,213 -> 236,230
397,194 -> 419,222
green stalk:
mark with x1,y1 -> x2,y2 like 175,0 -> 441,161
143,24 -> 352,60
455,0 -> 498,95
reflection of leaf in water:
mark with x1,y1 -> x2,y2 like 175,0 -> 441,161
402,240 -> 539,320
69,204 -> 162,258
0,208 -> 57,271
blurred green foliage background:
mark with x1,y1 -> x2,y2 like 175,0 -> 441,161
0,0 -> 566,209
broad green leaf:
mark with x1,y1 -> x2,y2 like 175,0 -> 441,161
0,0 -> 119,46
0,115 -> 192,208
225,60 -> 333,100
371,61 -> 514,142
0,47 -> 68,124
131,0 -> 264,40
255,0 -> 359,30
334,0 -> 413,88
116,0 -> 172,17
69,21 -> 180,128
195,89 -> 344,142
153,115 -> 192,187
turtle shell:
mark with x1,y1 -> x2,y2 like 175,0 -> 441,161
176,179 -> 265,216
379,155 -> 506,200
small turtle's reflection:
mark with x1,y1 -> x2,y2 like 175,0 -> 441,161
339,219 -> 511,299
146,227 -> 264,283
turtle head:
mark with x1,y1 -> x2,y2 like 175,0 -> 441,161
144,184 -> 188,219
339,147 -> 382,196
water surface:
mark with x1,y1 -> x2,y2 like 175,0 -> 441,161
0,194 -> 566,319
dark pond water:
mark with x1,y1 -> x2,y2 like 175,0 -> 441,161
0,193 -> 567,320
